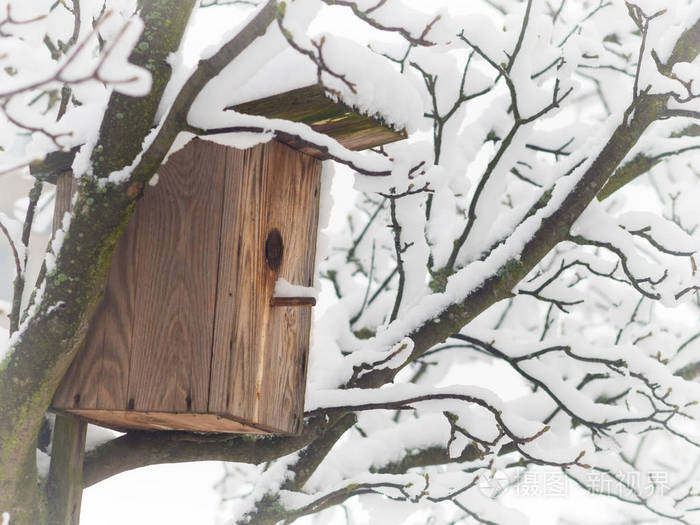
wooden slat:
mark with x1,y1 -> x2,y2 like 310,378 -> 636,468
127,139 -> 225,413
210,146 -> 266,425
263,306 -> 312,433
270,297 -> 316,307
229,84 -> 406,157
210,141 -> 321,433
51,305 -> 105,410
66,409 -> 269,434
96,206 -> 141,409
54,202 -> 141,411
52,171 -> 77,232
46,414 -> 87,525
258,143 -> 321,432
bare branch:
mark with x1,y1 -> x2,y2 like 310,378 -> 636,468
319,0 -> 438,47
0,219 -> 21,286
8,180 -> 43,334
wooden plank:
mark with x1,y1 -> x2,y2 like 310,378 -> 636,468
209,146 -> 266,425
258,143 -> 321,432
263,306 -> 312,433
66,409 -> 269,434
210,141 -> 321,433
50,170 -> 100,409
127,139 -> 225,413
96,205 -> 141,409
229,84 -> 406,157
270,297 -> 316,307
52,205 -> 140,412
51,303 -> 105,410
46,414 -> 87,525
52,171 -> 77,231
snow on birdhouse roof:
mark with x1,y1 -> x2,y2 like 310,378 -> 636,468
223,34 -> 422,153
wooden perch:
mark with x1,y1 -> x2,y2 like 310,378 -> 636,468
270,296 -> 317,307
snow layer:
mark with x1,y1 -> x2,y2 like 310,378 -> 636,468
274,278 -> 317,299
221,29 -> 423,132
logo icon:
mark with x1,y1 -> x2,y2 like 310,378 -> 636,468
477,469 -> 509,498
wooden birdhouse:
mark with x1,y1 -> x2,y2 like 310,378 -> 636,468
51,84 -> 406,435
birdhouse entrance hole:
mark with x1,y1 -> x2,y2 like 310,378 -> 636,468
265,229 -> 284,271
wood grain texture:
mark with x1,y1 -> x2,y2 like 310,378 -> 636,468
210,146 -> 265,425
263,306 -> 312,434
270,297 -> 317,307
96,206 -> 140,409
127,139 -> 225,413
258,143 -> 321,432
52,171 -> 77,232
229,84 -> 406,157
53,180 -> 140,411
54,139 -> 321,435
210,141 -> 321,433
66,409 -> 268,434
51,301 -> 104,410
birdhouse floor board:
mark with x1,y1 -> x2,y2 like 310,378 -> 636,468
65,409 -> 270,434
52,139 -> 322,435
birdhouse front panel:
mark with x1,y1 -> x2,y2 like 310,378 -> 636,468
51,138 -> 321,434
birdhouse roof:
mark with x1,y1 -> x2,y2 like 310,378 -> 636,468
229,83 -> 406,157
224,39 -> 422,136
32,35 -> 419,182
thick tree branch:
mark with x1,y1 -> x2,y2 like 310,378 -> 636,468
83,413 -> 339,487
353,18 -> 700,390
598,125 -> 700,200
236,414 -> 358,525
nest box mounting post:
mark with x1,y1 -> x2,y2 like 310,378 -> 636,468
50,83 -> 406,435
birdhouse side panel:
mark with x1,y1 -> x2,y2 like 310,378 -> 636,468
125,139 -> 227,414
